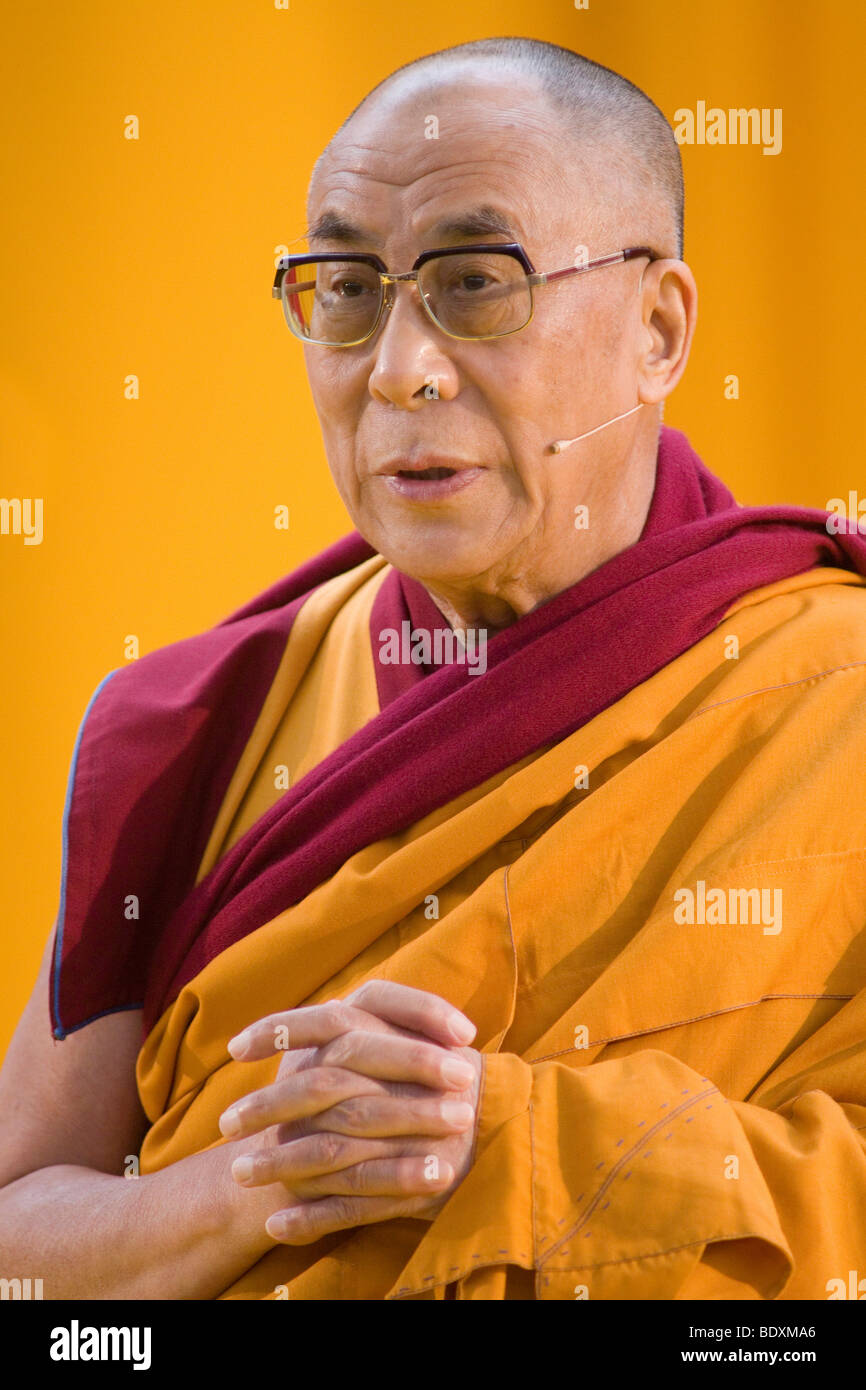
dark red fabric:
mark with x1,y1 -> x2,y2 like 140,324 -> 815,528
49,533 -> 374,1038
370,565 -> 456,706
48,427 -> 866,1039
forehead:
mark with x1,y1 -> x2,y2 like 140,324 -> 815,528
307,71 -> 596,249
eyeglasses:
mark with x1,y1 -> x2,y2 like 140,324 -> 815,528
271,243 -> 659,346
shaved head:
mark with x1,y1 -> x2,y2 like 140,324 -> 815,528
316,36 -> 684,260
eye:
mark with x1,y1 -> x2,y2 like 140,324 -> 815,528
445,263 -> 498,291
333,277 -> 369,298
320,263 -> 380,300
436,257 -> 511,296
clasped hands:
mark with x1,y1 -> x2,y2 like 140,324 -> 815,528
218,980 -> 482,1244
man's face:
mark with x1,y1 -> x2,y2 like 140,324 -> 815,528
302,70 -> 651,595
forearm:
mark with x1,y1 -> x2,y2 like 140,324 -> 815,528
0,1139 -> 284,1300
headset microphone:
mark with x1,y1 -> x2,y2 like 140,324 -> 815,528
549,402 -> 644,454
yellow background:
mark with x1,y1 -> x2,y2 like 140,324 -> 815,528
2,0 -> 864,1057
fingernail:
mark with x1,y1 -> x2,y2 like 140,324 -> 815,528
441,1057 -> 475,1088
266,1211 -> 296,1240
441,1101 -> 474,1128
231,1155 -> 255,1184
227,1029 -> 252,1059
448,1016 -> 477,1045
219,1107 -> 242,1138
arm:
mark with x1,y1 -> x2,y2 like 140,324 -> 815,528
0,930 -> 284,1300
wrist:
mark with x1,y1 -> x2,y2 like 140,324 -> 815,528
219,1134 -> 286,1248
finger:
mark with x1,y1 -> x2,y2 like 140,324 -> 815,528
231,1132 -> 401,1187
226,999 -> 398,1062
219,1066 -> 388,1140
314,1029 -> 476,1091
266,1193 -> 435,1245
293,1092 -> 474,1141
290,1155 -> 454,1201
344,980 -> 477,1046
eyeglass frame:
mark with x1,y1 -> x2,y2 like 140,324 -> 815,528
271,242 -> 661,346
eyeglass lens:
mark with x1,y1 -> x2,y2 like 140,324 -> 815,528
282,252 -> 533,343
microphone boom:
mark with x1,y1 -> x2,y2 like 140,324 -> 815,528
550,402 -> 644,454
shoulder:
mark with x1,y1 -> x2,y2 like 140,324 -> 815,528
699,570 -> 866,714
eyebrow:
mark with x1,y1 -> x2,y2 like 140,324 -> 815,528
307,212 -> 380,246
306,204 -> 519,248
428,206 -> 518,240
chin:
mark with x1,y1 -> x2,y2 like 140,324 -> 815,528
375,529 -> 492,586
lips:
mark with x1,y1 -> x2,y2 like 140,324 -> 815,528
371,454 -> 485,501
376,454 -> 478,477
377,459 -> 486,502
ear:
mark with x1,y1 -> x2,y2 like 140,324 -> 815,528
635,259 -> 698,404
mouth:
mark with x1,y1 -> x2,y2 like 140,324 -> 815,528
396,466 -> 457,480
376,458 -> 486,502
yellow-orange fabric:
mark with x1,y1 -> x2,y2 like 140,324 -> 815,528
136,561 -> 866,1299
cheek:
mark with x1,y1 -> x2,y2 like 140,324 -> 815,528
489,341 -> 582,424
303,363 -> 364,504
479,341 -> 558,413
306,353 -> 366,430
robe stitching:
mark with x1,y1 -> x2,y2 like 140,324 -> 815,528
540,1230 -> 774,1274
528,993 -> 853,1063
538,1085 -> 718,1265
471,1052 -> 490,1179
685,659 -> 866,724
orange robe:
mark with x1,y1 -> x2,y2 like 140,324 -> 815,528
136,556 -> 866,1298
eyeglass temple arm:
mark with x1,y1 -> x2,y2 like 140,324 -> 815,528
529,247 -> 656,287
272,272 -> 317,299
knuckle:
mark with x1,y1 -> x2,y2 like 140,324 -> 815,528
302,1068 -> 335,1101
341,1163 -> 369,1195
333,1097 -> 370,1133
399,1161 -> 424,1192
320,1000 -> 350,1033
330,1195 -> 358,1226
348,979 -> 380,1009
321,1064 -> 355,1095
321,1032 -> 354,1068
252,1152 -> 275,1183
313,1131 -> 347,1168
409,1041 -> 433,1072
411,1096 -> 438,1125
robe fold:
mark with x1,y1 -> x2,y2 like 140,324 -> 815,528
49,426 -> 866,1298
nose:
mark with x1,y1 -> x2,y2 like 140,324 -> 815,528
366,279 -> 460,411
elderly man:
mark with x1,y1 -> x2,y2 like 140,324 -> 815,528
2,36 -> 866,1303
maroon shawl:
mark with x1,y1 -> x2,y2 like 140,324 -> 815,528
49,427 -> 866,1039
